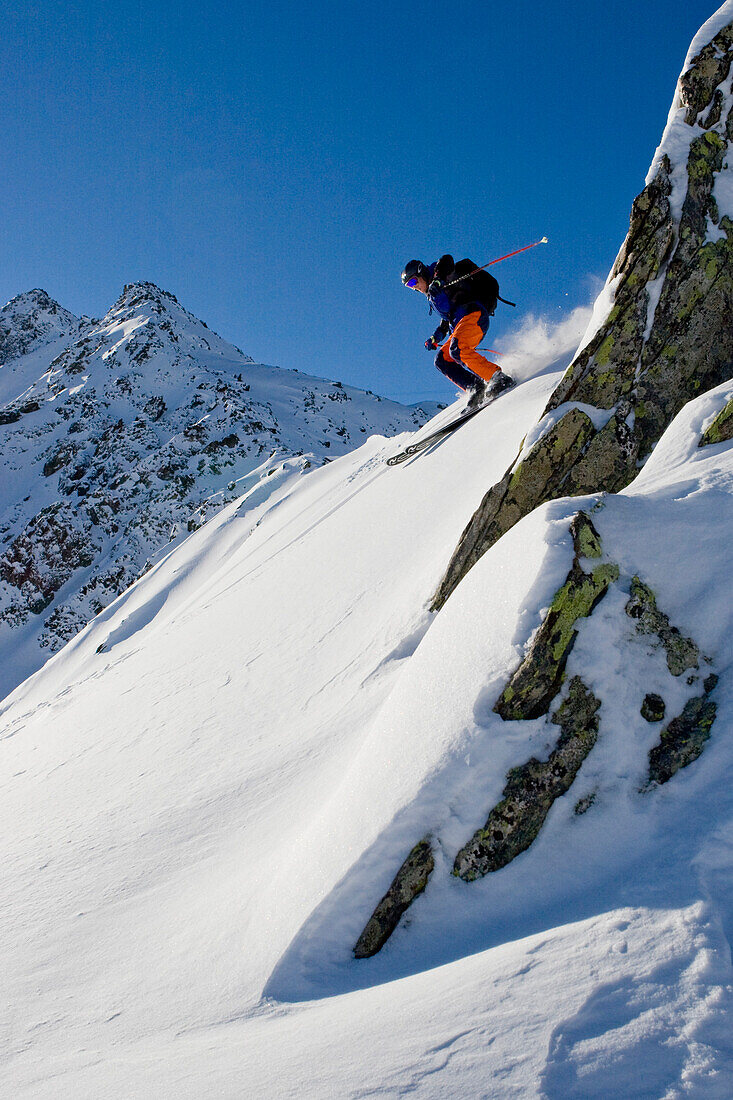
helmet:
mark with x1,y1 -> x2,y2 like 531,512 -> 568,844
401,260 -> 428,286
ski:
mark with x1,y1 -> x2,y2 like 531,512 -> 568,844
387,382 -> 514,466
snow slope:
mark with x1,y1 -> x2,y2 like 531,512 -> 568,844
1,347 -> 731,1096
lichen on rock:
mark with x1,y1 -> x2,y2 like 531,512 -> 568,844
641,693 -> 666,723
494,513 -> 618,721
431,409 -> 596,611
454,677 -> 601,882
647,675 -> 719,785
353,837 -> 434,959
625,577 -> 699,676
678,21 -> 733,126
574,791 -> 597,816
700,395 -> 733,446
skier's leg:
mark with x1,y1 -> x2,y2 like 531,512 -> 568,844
449,309 -> 499,384
434,344 -> 477,391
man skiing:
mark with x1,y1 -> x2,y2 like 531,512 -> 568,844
401,255 -> 514,409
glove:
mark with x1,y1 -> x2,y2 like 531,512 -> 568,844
428,280 -> 444,295
425,336 -> 439,351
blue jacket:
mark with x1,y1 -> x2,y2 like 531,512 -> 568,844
426,255 -> 482,342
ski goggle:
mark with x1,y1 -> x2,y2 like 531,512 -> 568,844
403,275 -> 419,288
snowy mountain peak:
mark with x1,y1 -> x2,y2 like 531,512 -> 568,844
0,283 -> 434,696
121,280 -> 180,304
59,280 -> 257,384
4,287 -> 59,311
0,288 -> 84,367
113,280 -> 216,331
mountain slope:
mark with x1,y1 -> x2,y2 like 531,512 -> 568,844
1,359 -> 731,1097
0,282 -> 433,699
3,8 -> 733,1097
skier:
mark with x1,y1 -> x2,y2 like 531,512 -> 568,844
401,256 -> 514,409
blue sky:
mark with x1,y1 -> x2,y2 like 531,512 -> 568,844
1,0 -> 719,402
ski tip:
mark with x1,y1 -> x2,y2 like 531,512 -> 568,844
540,236 -> 548,244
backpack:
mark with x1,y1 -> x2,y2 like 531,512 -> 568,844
451,258 -> 503,315
466,268 -> 501,315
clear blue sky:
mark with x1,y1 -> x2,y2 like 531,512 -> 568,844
1,0 -> 718,402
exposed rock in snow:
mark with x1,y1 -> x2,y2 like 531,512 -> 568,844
432,7 -> 733,611
454,676 -> 602,881
353,837 -> 434,959
355,504 -> 717,939
700,392 -> 733,443
648,673 -> 719,784
493,512 -> 618,721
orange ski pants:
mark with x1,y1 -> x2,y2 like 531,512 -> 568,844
437,309 -> 499,385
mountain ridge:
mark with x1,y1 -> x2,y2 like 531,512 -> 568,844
0,280 -> 435,698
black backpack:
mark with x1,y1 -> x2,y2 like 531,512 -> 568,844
467,268 -> 501,315
451,257 -> 515,314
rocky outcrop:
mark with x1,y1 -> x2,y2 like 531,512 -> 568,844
494,513 -> 617,720
0,504 -> 100,618
625,577 -> 699,676
433,411 -> 598,605
355,511 -> 615,954
641,693 -> 666,723
620,575 -> 717,784
679,21 -> 733,125
353,838 -> 434,959
454,677 -> 601,881
648,674 -> 718,785
700,394 -> 733,445
432,16 -> 733,612
354,505 -> 719,957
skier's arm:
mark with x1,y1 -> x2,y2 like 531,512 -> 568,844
432,318 -> 450,343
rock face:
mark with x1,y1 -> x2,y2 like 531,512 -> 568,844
0,282 -> 433,699
700,394 -> 733,445
432,15 -> 733,612
494,513 -> 618,721
353,838 -> 434,959
648,674 -> 719,785
454,677 -> 601,882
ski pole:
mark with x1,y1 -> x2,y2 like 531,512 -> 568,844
444,237 -> 548,288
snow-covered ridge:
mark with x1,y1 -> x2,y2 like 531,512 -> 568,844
0,289 -> 91,411
0,281 -> 435,699
0,288 -> 85,368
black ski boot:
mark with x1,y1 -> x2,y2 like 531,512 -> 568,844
486,370 -> 515,397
